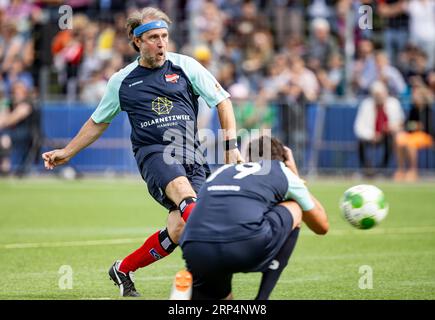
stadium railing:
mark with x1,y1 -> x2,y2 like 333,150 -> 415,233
10,101 -> 435,176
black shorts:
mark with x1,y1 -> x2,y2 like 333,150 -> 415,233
181,205 -> 294,299
136,152 -> 209,210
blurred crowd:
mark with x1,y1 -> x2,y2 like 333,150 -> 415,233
0,0 -> 434,178
0,0 -> 431,103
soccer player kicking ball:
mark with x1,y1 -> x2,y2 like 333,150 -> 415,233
42,7 -> 243,297
172,136 -> 329,300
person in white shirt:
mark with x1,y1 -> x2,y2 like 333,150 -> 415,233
354,81 -> 405,176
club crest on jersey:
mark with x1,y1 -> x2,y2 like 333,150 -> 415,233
165,73 -> 179,83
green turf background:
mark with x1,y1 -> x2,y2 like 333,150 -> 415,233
0,179 -> 434,300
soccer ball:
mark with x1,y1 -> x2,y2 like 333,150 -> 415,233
339,184 -> 389,229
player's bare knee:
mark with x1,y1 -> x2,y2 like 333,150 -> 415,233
165,176 -> 196,206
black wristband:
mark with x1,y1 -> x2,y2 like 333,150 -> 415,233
224,139 -> 238,151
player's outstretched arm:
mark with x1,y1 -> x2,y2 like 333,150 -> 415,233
42,118 -> 109,170
302,195 -> 329,235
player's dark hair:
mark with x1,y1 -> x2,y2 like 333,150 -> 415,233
247,136 -> 286,162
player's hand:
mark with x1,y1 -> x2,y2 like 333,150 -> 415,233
224,148 -> 245,164
42,149 -> 71,170
283,146 -> 299,177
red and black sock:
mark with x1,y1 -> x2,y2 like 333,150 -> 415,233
119,228 -> 177,274
178,197 -> 197,222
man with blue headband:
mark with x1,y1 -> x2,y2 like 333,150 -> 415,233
42,7 -> 244,297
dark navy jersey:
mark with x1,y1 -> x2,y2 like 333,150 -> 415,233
91,53 -> 230,158
180,160 -> 314,243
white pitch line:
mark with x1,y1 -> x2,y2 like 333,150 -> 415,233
1,226 -> 435,250
302,225 -> 435,236
80,297 -> 117,300
2,238 -> 145,249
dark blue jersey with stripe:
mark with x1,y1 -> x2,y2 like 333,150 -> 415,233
91,53 -> 230,160
180,160 -> 314,243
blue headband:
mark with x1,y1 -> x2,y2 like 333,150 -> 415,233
133,20 -> 169,37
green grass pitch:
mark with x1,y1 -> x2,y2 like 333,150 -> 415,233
0,178 -> 434,300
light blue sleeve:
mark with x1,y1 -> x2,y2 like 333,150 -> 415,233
91,60 -> 138,123
167,52 -> 230,108
279,162 -> 315,211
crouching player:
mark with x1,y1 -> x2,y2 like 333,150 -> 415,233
172,136 -> 329,300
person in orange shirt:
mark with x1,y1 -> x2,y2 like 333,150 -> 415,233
394,85 -> 434,181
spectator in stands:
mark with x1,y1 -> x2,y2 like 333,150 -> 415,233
352,38 -> 377,95
354,81 -> 405,176
355,48 -> 406,98
342,0 -> 374,42
193,44 -> 216,132
233,0 -> 270,51
228,0 -> 273,76
80,69 -> 108,104
307,0 -> 333,21
404,48 -> 432,88
95,23 -> 116,61
193,1 -> 226,74
78,22 -> 104,88
374,51 -> 407,96
2,56 -> 34,96
229,82 -> 276,159
406,0 -> 435,69
280,55 -> 319,163
0,86 -> 11,175
271,0 -> 305,47
52,14 -> 87,97
397,42 -> 414,75
4,0 -> 37,38
394,85 -> 434,181
378,0 -> 409,67
0,131 -> 11,175
316,52 -> 345,100
221,35 -> 244,76
192,44 -> 218,77
428,71 -> 435,94
257,53 -> 292,103
0,81 -> 41,177
230,82 -> 275,134
0,19 -> 34,73
333,0 -> 354,49
306,17 -> 339,71
287,55 -> 320,103
241,30 -> 274,89
111,13 -> 137,63
282,34 -> 306,59
217,60 -> 238,91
